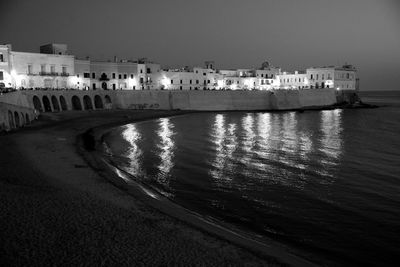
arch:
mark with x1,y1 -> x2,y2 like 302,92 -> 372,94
8,110 -> 15,129
33,96 -> 43,112
42,96 -> 52,112
101,82 -> 107,90
71,95 -> 82,110
14,111 -> 20,128
59,95 -> 68,111
83,95 -> 93,110
51,95 -> 60,111
20,112 -> 25,126
94,95 -> 104,109
25,113 -> 30,124
105,95 -> 112,104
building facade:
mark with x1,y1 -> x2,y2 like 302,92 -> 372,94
0,43 -> 358,92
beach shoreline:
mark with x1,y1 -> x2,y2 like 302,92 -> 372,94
0,109 -> 293,266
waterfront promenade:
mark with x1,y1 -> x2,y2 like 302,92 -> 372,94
0,110 -> 288,266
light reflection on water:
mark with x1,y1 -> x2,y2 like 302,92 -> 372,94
121,124 -> 143,177
209,114 -> 238,185
205,110 -> 343,189
155,118 -> 175,187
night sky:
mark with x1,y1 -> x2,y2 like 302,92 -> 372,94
1,0 -> 399,91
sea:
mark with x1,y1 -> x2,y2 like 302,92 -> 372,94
102,91 -> 400,266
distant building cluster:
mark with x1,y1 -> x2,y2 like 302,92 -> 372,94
0,43 -> 358,92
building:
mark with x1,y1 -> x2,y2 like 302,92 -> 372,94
0,43 -> 357,92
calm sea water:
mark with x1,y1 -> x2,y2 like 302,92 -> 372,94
103,93 -> 400,266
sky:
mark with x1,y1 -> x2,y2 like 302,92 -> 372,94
1,0 -> 399,91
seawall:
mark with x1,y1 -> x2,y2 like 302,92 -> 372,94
0,88 -> 339,131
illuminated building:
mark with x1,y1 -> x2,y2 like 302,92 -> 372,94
0,43 -> 357,91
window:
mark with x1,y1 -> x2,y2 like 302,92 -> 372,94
322,74 -> 325,80
196,80 -> 199,84
146,68 -> 151,74
62,66 -> 67,74
203,73 -> 206,76
93,83 -> 96,89
112,73 -> 116,79
171,79 -> 173,84
328,74 -> 331,79
77,74 -> 79,78
180,80 -> 182,84
189,79 -> 192,84
346,73 -> 350,79
207,80 -> 210,84
180,86 -> 182,90
140,69 -> 143,74
41,64 -> 46,73
316,74 -> 319,80
92,73 -> 95,79
118,74 -> 122,79
261,74 -> 264,77
124,74 -> 127,79
140,77 -> 144,84
0,53 -> 3,62
84,72 -> 90,78
131,74 -> 134,79
51,65 -> 55,73
310,74 -> 313,80
28,64 -> 32,74
0,71 -> 3,80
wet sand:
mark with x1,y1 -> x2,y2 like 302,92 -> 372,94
0,109 -> 307,266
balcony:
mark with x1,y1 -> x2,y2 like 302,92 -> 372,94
60,72 -> 69,77
39,72 -> 59,76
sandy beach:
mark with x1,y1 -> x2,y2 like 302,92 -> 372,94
0,109 -> 310,266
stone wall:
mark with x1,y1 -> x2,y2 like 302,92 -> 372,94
0,101 -> 36,132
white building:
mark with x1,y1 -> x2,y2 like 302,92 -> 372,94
0,43 -> 358,92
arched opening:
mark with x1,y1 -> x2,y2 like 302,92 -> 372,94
25,113 -> 30,124
8,110 -> 15,129
51,95 -> 60,111
42,96 -> 52,112
83,95 -> 93,110
94,95 -> 104,109
102,82 -> 107,90
33,96 -> 43,112
20,112 -> 25,126
59,96 -> 68,111
105,95 -> 112,104
14,112 -> 20,128
71,95 -> 82,110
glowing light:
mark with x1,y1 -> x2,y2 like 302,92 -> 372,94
336,87 -> 340,91
161,76 -> 170,89
10,70 -> 17,79
128,77 -> 137,88
217,80 -> 224,89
